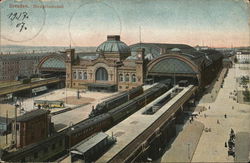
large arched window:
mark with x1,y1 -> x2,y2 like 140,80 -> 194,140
78,71 -> 82,80
83,72 -> 87,80
125,74 -> 130,82
96,67 -> 108,81
131,74 -> 136,82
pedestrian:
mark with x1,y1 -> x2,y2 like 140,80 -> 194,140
232,106 -> 234,110
189,118 -> 192,123
225,142 -> 227,147
217,120 -> 220,124
224,114 -> 227,118
204,114 -> 207,118
209,106 -> 210,109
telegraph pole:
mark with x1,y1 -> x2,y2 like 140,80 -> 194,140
65,87 -> 68,104
14,103 -> 17,148
6,111 -> 8,144
173,63 -> 176,86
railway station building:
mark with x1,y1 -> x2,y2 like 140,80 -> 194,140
38,35 -> 223,92
65,35 -> 145,92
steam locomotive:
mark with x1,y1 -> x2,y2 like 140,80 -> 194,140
89,86 -> 143,118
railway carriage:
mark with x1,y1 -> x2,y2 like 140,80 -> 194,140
66,114 -> 112,147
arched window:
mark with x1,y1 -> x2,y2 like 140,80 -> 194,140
83,72 -> 87,80
125,74 -> 129,82
95,67 -> 108,81
119,74 -> 123,82
131,74 -> 136,82
73,72 -> 77,79
78,71 -> 82,79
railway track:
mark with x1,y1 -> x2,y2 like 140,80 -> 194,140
0,78 -> 63,96
109,86 -> 197,163
50,103 -> 90,116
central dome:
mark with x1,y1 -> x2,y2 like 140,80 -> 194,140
96,35 -> 131,54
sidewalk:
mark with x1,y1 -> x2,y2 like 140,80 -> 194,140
192,64 -> 250,162
160,121 -> 204,162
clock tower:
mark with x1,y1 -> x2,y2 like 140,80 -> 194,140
136,48 -> 145,85
65,49 -> 75,88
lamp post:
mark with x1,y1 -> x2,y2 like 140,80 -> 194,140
65,87 -> 68,104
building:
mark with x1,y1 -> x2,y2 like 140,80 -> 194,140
13,109 -> 51,148
0,53 -> 50,81
40,35 -> 223,92
66,35 -> 145,91
236,51 -> 250,63
0,117 -> 12,135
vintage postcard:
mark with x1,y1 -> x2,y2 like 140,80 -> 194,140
0,0 -> 249,162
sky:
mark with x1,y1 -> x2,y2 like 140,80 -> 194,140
1,0 -> 249,48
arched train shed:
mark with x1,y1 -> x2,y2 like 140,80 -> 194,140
37,53 -> 66,77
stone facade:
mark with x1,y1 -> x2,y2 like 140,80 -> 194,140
0,53 -> 49,81
66,35 -> 145,92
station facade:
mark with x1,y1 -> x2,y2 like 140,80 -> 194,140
65,35 -> 145,91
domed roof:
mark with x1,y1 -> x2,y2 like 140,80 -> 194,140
96,35 -> 131,54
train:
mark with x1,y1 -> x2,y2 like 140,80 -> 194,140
1,80 -> 173,162
178,80 -> 189,87
67,80 -> 172,147
89,86 -> 143,118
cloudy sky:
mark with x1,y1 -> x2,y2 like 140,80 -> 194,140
1,0 -> 249,47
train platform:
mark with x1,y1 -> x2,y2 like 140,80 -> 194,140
97,85 -> 195,162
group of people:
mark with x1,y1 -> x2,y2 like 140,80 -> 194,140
226,128 -> 236,157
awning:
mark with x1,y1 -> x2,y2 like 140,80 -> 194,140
87,83 -> 116,89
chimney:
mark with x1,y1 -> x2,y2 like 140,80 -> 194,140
107,35 -> 120,41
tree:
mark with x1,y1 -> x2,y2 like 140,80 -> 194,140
243,88 -> 250,102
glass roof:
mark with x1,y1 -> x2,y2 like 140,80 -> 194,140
96,40 -> 131,54
41,57 -> 65,69
150,58 -> 197,74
